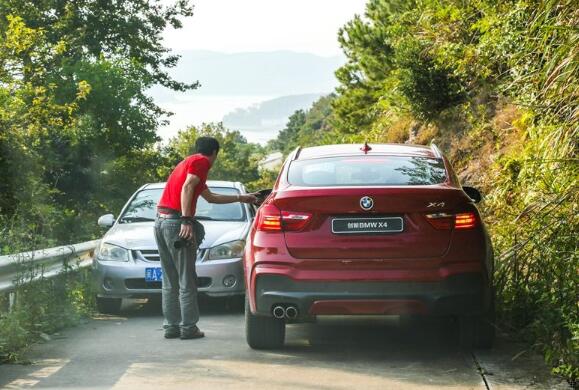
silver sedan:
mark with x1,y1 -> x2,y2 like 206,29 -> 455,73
92,181 -> 254,313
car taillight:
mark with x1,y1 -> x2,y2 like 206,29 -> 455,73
425,212 -> 477,230
256,204 -> 282,231
454,212 -> 477,229
425,213 -> 454,230
256,205 -> 312,232
280,211 -> 312,231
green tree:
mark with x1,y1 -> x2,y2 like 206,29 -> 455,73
268,110 -> 306,155
0,1 -> 195,245
164,123 -> 266,189
267,95 -> 336,156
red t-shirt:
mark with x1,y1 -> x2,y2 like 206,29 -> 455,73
158,154 -> 211,215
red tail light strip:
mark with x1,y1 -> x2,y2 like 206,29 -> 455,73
425,212 -> 454,230
280,211 -> 312,231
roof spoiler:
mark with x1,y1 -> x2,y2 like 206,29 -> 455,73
430,143 -> 443,159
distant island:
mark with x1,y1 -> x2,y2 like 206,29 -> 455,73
222,94 -> 323,134
147,50 -> 344,142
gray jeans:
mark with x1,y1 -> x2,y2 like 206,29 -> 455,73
154,217 -> 199,331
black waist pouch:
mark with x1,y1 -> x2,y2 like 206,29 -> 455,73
193,219 -> 206,246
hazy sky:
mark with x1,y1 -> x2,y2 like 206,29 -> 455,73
162,0 -> 368,56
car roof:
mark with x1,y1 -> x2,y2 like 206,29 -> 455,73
296,143 -> 438,160
143,180 -> 240,190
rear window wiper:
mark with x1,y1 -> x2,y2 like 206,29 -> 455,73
120,216 -> 155,223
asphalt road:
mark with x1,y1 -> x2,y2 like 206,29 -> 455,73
0,298 -> 570,390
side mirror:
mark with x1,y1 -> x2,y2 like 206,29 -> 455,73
98,214 -> 116,227
255,189 -> 273,206
462,186 -> 482,203
256,189 -> 273,198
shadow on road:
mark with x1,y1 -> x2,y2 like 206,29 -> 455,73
289,314 -> 461,351
123,296 -> 462,352
4,296 -> 565,389
113,298 -> 480,389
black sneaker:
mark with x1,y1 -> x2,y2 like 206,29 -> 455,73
180,326 -> 205,340
164,327 -> 180,339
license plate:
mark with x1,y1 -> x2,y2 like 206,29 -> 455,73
331,217 -> 404,234
145,267 -> 163,282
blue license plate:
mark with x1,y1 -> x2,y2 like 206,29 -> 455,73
145,267 -> 163,282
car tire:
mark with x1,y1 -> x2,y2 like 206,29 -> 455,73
245,296 -> 285,349
459,299 -> 496,349
96,297 -> 122,314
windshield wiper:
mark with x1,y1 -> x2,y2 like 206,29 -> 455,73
194,216 -> 215,221
120,216 -> 155,223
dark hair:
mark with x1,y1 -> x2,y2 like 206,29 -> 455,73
195,136 -> 220,156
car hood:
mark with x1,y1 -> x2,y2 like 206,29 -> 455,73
102,220 -> 250,250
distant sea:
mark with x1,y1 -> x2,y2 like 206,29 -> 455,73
156,94 -> 276,144
149,51 -> 344,145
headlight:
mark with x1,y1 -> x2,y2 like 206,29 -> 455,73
97,242 -> 129,262
207,240 -> 245,261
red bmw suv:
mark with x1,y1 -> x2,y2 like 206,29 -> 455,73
244,143 -> 495,349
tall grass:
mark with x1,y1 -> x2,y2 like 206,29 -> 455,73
0,229 -> 95,362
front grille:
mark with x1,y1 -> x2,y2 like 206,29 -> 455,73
133,249 -> 207,262
139,250 -> 160,261
125,277 -> 212,290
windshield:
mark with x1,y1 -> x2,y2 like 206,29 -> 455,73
288,156 -> 447,187
119,187 -> 246,223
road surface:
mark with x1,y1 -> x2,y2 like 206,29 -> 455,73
0,299 -> 570,389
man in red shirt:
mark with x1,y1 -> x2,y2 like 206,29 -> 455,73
155,137 -> 257,340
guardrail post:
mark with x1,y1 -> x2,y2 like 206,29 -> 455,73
8,291 -> 16,312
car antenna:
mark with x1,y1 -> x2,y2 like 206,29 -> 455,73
361,142 -> 372,154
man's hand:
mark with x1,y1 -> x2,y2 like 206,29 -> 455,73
179,223 -> 194,240
239,193 -> 258,204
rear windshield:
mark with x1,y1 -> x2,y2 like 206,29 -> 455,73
288,156 -> 447,187
119,187 -> 246,223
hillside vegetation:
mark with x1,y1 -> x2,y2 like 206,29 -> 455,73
267,0 -> 578,382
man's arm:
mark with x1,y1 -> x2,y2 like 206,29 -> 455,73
201,188 -> 257,204
179,174 -> 200,239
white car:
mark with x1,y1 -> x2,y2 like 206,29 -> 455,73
92,181 -> 254,313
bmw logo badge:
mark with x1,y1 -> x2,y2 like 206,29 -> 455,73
360,196 -> 374,211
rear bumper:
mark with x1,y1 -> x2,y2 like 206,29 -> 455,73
253,273 -> 487,319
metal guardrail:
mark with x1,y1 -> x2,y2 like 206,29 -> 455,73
0,240 -> 100,294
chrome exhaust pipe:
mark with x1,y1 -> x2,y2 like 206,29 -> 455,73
285,306 -> 298,320
272,305 -> 285,319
